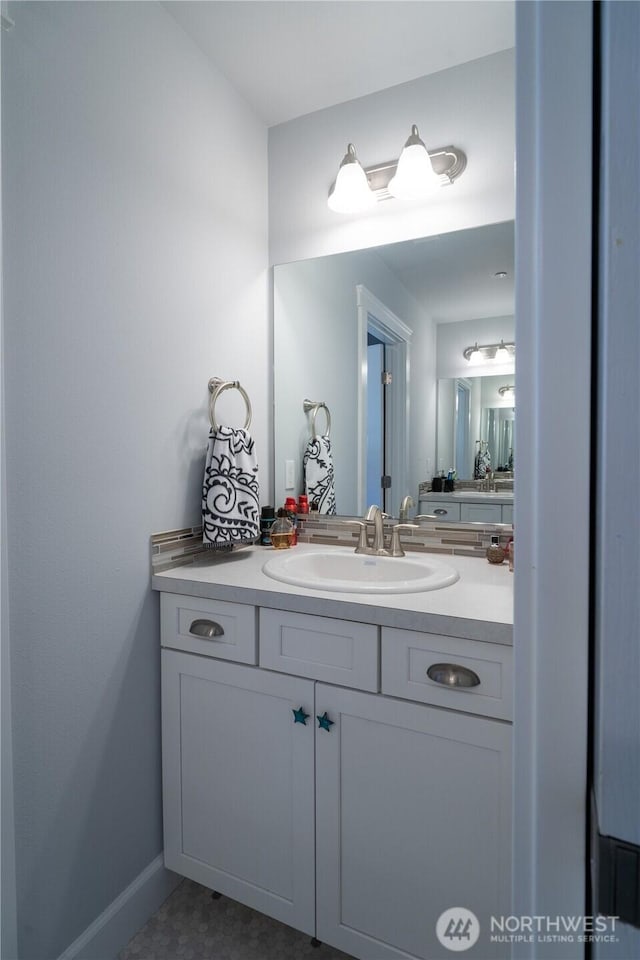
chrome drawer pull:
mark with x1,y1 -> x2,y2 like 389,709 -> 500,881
433,508 -> 448,516
427,663 -> 480,688
189,618 -> 225,639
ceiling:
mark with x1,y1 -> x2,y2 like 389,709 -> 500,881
374,220 -> 514,324
163,1 -> 515,127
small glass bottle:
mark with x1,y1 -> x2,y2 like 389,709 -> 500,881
486,535 -> 506,565
270,509 -> 294,550
284,496 -> 298,545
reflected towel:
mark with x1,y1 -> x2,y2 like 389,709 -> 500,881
202,427 -> 260,547
303,436 -> 336,515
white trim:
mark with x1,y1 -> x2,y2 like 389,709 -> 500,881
513,2 -> 592,955
0,23 -> 18,960
57,855 -> 181,960
356,285 -> 411,515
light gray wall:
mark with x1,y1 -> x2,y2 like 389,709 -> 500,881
268,49 -> 515,266
2,3 -> 268,957
593,4 -> 640,955
274,248 -> 435,514
1,13 -> 19,958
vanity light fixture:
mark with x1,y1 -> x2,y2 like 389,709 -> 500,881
327,126 -> 466,213
463,340 -> 516,363
498,384 -> 516,400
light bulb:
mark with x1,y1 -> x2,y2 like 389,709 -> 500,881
327,144 -> 376,214
495,341 -> 510,362
388,125 -> 441,201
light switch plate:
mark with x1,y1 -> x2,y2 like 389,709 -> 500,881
285,460 -> 295,489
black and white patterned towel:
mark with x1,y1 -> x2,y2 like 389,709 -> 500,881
303,436 -> 336,515
202,427 -> 260,548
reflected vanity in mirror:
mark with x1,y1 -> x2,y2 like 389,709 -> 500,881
273,220 -> 514,521
436,374 -> 515,480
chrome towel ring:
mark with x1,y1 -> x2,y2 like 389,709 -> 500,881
208,377 -> 252,431
303,399 -> 331,438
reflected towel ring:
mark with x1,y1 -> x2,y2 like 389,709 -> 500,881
303,399 -> 331,439
208,378 -> 252,431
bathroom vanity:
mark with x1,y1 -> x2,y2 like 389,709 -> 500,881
154,545 -> 513,960
419,491 -> 514,524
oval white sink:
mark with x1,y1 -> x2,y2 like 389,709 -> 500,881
262,548 -> 459,594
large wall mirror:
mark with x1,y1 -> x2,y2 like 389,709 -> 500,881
273,220 -> 515,518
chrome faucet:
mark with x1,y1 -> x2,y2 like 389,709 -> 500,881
349,505 -> 439,558
349,505 -> 388,556
399,495 -> 415,522
365,504 -> 388,555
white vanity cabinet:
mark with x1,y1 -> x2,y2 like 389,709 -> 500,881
419,494 -> 514,524
160,592 -> 512,960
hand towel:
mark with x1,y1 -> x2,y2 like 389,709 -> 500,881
202,426 -> 260,548
303,436 -> 336,515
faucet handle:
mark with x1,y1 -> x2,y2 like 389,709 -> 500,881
389,523 -> 420,558
346,520 -> 370,554
414,514 -> 438,521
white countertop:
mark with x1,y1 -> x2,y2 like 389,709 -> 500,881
153,543 -> 513,645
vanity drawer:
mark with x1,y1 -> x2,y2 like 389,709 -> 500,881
161,593 -> 257,664
460,502 -> 503,523
502,504 -> 514,524
260,609 -> 379,692
419,500 -> 461,521
381,628 -> 512,720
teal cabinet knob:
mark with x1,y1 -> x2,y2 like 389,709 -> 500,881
317,711 -> 334,732
292,706 -> 310,725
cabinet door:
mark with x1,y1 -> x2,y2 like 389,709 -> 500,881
461,501 -> 503,523
162,650 -> 315,934
315,685 -> 512,960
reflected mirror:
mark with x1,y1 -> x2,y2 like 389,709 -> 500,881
273,220 -> 514,518
436,374 -> 515,480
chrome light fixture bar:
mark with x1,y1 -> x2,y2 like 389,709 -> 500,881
463,340 -> 516,363
498,384 -> 516,400
327,124 -> 466,213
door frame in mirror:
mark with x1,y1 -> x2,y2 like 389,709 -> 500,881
356,285 -> 412,514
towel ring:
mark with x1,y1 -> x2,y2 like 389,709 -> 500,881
208,378 -> 252,431
303,399 -> 331,439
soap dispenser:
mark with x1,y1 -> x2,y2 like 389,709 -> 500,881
486,535 -> 506,565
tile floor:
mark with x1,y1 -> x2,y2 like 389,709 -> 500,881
119,879 -> 354,960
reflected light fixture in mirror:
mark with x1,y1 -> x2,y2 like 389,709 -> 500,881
463,340 -> 515,363
498,384 -> 515,401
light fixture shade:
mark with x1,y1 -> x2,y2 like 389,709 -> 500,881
327,143 -> 376,213
495,340 -> 510,362
388,125 -> 441,200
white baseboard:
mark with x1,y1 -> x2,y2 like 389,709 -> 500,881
57,854 -> 181,960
